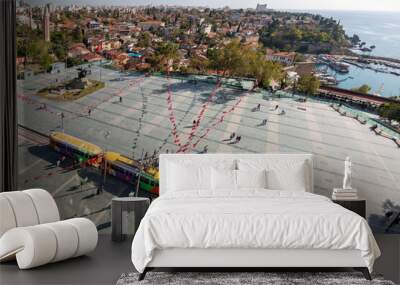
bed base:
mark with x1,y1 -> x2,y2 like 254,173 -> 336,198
138,267 -> 371,281
137,248 -> 372,281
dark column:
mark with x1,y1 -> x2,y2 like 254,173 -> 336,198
0,0 -> 17,192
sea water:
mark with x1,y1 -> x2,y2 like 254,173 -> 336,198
297,10 -> 400,97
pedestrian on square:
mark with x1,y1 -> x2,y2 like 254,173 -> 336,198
96,187 -> 103,195
119,96 -> 122,103
56,160 -> 61,167
257,104 -> 261,111
88,109 -> 91,116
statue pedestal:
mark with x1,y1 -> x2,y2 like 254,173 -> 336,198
333,188 -> 357,193
332,188 -> 358,200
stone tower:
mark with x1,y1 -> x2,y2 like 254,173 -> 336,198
28,8 -> 34,30
43,4 -> 50,42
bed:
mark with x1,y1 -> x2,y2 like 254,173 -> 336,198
131,154 -> 380,280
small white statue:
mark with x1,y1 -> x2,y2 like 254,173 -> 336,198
343,156 -> 352,190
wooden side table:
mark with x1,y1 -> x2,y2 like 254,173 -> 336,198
332,199 -> 366,218
111,197 -> 150,242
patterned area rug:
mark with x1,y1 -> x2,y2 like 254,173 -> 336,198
116,272 -> 395,285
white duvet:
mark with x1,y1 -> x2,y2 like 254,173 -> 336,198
131,190 -> 380,273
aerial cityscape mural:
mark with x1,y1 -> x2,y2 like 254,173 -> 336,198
16,1 -> 400,233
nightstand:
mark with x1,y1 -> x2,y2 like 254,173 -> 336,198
111,197 -> 150,242
332,199 -> 366,218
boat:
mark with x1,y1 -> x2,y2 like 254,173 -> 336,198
314,71 -> 338,85
329,61 -> 350,73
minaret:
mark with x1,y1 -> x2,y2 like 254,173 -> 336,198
43,4 -> 50,42
28,8 -> 34,29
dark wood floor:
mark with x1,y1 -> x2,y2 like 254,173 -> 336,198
0,235 -> 134,285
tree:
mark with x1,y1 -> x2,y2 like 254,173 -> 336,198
297,74 -> 320,95
189,56 -> 209,74
207,41 -> 283,87
351,84 -> 371,94
137,32 -> 152,48
51,31 -> 71,61
27,40 -> 53,71
67,57 -> 84,68
241,50 -> 283,88
378,103 -> 400,123
40,52 -> 53,71
351,34 -> 360,45
294,53 -> 306,62
149,42 -> 180,72
72,27 -> 83,42
208,40 -> 244,76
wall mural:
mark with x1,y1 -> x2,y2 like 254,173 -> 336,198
17,2 -> 400,234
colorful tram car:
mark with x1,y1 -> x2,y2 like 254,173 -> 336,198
49,132 -> 102,166
49,133 -> 159,194
105,152 -> 159,194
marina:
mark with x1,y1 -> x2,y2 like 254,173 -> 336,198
315,58 -> 400,97
343,57 -> 400,75
316,55 -> 350,74
307,11 -> 400,98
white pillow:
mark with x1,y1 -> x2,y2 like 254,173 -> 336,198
168,163 -> 211,192
211,168 -> 237,190
237,159 -> 308,192
236,169 -> 267,189
266,162 -> 306,191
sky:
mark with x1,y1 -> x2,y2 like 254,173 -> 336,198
27,0 -> 400,12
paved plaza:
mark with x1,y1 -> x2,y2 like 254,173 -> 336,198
17,65 -> 400,232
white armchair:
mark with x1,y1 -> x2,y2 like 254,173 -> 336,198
0,189 -> 98,269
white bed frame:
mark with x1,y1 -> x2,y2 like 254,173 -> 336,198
140,154 -> 370,280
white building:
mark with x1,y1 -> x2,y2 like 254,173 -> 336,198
138,21 -> 165,31
202,24 -> 212,35
88,20 -> 100,30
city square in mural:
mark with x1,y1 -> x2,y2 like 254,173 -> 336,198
17,2 -> 400,233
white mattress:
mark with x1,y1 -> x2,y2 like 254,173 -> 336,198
131,190 -> 380,273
